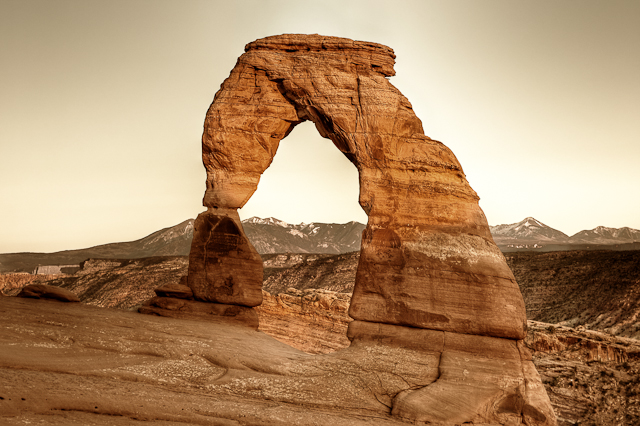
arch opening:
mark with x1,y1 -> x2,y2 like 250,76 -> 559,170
236,120 -> 366,354
238,121 -> 367,226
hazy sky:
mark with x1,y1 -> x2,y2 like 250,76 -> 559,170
1,0 -> 638,253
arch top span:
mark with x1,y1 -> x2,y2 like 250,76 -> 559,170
202,34 -> 474,216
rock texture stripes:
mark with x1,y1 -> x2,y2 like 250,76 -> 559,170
187,209 -> 262,307
187,34 -> 555,425
17,284 -> 80,303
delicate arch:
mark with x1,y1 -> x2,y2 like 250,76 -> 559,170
191,34 -> 526,339
182,34 -> 557,425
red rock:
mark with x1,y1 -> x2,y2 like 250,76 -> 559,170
187,209 -> 262,307
188,34 -> 554,424
17,284 -> 80,303
256,289 -> 352,354
139,296 -> 259,330
196,33 -> 525,339
350,320 -> 555,425
154,282 -> 193,299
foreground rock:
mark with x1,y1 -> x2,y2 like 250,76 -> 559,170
3,297 -> 637,425
17,284 -> 80,302
139,297 -> 259,330
0,297 -> 490,425
256,289 -> 352,353
258,288 -> 640,425
139,280 -> 260,330
187,210 -> 263,307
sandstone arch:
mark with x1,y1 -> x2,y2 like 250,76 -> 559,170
192,34 -> 525,339
186,34 -> 556,425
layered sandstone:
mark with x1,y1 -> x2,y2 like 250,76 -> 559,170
189,33 -> 551,424
187,209 -> 262,307
256,288 -> 352,354
199,33 -> 525,339
260,289 -> 640,424
17,284 -> 80,303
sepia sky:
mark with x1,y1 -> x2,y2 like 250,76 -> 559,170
1,0 -> 639,253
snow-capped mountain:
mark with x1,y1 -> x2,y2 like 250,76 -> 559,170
241,217 -> 365,254
4,214 -> 638,273
569,226 -> 640,245
489,217 -> 640,248
490,217 -> 569,244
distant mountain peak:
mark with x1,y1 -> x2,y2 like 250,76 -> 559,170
490,217 -> 640,248
242,217 -> 290,227
240,217 -> 366,255
521,217 -> 543,227
490,217 -> 569,245
570,225 -> 640,244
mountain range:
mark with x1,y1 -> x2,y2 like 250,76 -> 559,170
242,217 -> 365,254
1,216 -> 639,273
490,217 -> 640,249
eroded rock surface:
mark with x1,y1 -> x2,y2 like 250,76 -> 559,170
190,33 -> 552,424
139,296 -> 259,330
199,33 -> 526,340
258,288 -> 640,425
187,209 -> 262,307
0,297 -> 464,425
256,289 -> 352,354
153,280 -> 193,299
17,284 -> 80,303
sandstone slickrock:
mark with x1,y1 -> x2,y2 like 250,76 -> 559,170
189,33 -> 553,424
3,297 -> 638,425
17,284 -> 80,303
139,296 -> 259,330
258,288 -> 640,424
256,288 -> 352,353
153,280 -> 193,299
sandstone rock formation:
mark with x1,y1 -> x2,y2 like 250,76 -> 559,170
256,288 -> 352,353
139,279 -> 259,329
188,209 -> 262,307
139,296 -> 259,329
189,33 -> 554,424
3,294 -> 638,425
153,281 -> 193,299
17,284 -> 80,302
198,33 -> 526,339
259,289 -> 640,424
